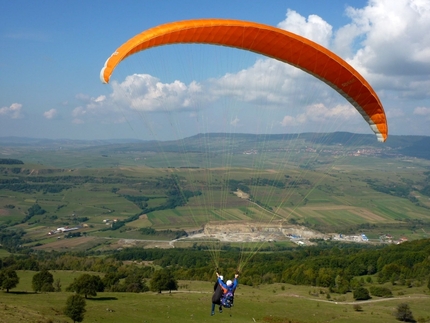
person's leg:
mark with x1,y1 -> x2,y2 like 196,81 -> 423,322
211,303 -> 215,315
219,305 -> 223,313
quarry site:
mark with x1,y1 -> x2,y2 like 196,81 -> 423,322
195,221 -> 326,246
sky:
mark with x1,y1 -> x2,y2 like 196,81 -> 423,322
1,0 -> 430,141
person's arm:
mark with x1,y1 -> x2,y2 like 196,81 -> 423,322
216,272 -> 224,285
218,277 -> 228,289
232,273 -> 239,289
215,272 -> 222,286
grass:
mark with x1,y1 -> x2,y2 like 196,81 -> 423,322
1,271 -> 429,323
0,248 -> 10,257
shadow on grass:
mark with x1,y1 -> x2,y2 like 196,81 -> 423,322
7,291 -> 37,295
87,297 -> 118,301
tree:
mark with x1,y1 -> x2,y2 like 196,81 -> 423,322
124,272 -> 149,293
335,276 -> 350,294
32,269 -> 54,293
0,268 -> 19,293
353,287 -> 371,301
54,278 -> 62,292
66,274 -> 104,299
150,269 -> 178,293
394,303 -> 415,322
102,272 -> 121,290
64,294 -> 86,323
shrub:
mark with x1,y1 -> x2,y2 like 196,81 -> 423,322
394,303 -> 415,322
353,287 -> 371,301
369,286 -> 393,298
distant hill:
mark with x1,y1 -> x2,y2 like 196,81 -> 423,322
0,137 -> 144,148
1,132 -> 429,160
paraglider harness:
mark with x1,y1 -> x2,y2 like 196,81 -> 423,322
220,290 -> 234,308
217,269 -> 238,309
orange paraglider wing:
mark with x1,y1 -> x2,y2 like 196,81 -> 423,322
100,19 -> 387,142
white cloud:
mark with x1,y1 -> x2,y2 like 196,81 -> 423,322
71,106 -> 87,124
414,107 -> 430,115
280,115 -> 296,127
280,103 -> 357,127
110,74 -> 205,112
94,95 -> 106,103
43,109 -> 58,119
210,59 -> 306,106
72,106 -> 86,118
340,0 -> 430,79
0,103 -> 23,119
70,96 -> 114,124
230,116 -> 240,127
277,9 -> 333,47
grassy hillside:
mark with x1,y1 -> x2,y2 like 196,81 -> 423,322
0,270 -> 428,323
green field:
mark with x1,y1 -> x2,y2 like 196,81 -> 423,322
1,138 -> 430,252
0,248 -> 10,257
0,270 -> 428,323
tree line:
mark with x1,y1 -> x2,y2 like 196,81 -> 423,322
0,158 -> 24,164
1,239 -> 429,292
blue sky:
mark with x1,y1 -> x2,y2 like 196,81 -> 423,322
1,0 -> 429,141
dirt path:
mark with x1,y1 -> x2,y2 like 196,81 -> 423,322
284,293 -> 430,305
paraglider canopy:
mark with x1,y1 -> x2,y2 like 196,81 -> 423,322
100,18 -> 388,142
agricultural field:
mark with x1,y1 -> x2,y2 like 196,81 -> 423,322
1,135 -> 430,252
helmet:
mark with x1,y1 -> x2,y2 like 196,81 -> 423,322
226,280 -> 233,286
219,275 -> 223,281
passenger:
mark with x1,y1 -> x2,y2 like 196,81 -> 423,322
210,273 -> 224,315
211,271 -> 239,315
